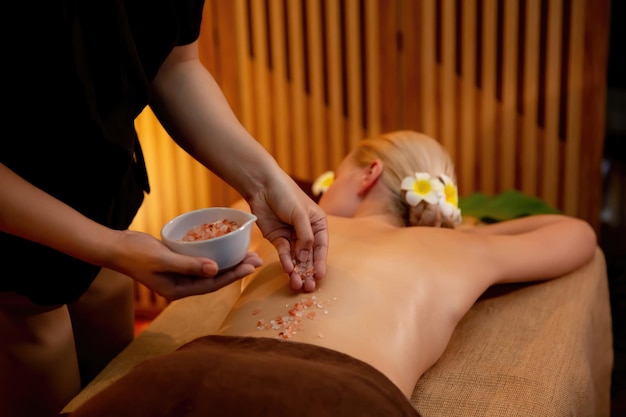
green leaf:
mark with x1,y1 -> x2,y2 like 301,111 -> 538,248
459,190 -> 560,223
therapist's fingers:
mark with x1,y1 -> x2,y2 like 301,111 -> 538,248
311,225 -> 328,281
291,207 -> 328,268
287,251 -> 320,292
290,218 -> 314,264
158,252 -> 263,300
276,207 -> 327,291
288,272 -> 317,292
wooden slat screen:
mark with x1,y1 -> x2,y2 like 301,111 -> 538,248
131,0 -> 609,316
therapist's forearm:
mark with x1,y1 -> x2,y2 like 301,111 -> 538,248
0,163 -> 120,267
150,49 -> 282,200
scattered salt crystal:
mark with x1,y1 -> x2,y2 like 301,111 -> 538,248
254,293 -> 338,339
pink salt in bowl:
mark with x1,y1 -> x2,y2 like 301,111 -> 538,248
161,207 -> 257,272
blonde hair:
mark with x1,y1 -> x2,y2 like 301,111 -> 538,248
351,130 -> 460,228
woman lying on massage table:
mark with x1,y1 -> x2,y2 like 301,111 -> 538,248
70,130 -> 597,417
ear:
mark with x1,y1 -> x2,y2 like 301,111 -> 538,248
357,159 -> 384,196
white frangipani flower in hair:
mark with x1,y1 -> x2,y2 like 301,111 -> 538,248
400,172 -> 443,206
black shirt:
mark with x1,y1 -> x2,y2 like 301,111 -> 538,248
1,0 -> 204,305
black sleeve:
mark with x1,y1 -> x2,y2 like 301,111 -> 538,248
174,0 -> 206,45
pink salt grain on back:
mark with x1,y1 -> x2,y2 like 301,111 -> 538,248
252,294 -> 335,339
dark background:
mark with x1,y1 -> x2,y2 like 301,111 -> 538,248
602,0 -> 626,415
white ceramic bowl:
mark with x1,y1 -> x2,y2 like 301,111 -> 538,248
161,207 -> 258,271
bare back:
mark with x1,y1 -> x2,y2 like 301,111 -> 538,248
217,216 -> 498,397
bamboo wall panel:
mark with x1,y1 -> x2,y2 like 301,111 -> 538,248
131,0 -> 609,316
420,1 -> 437,137
500,0 -> 518,192
460,0 -> 477,194
543,0 -> 564,206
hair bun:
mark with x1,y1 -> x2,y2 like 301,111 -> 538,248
406,200 -> 461,228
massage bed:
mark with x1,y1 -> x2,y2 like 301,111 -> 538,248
61,240 -> 613,416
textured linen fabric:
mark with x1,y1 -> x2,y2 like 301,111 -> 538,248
411,248 -> 613,417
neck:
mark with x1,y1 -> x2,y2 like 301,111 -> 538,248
351,200 -> 405,228
350,183 -> 405,227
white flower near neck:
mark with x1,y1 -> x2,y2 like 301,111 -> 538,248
401,172 -> 443,206
312,171 -> 335,196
